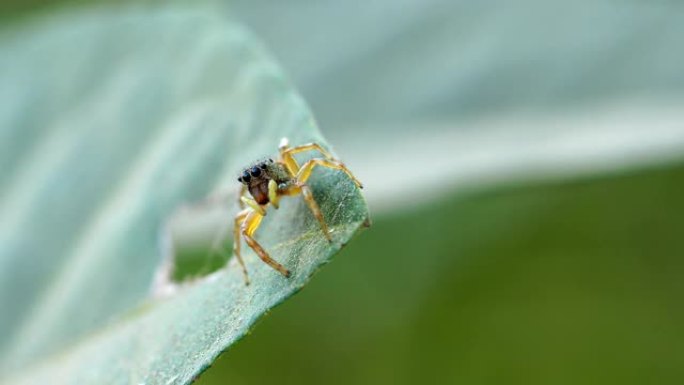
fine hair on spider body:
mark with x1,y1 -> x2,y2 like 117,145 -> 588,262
232,138 -> 363,285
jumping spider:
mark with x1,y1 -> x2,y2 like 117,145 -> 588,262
233,138 -> 362,284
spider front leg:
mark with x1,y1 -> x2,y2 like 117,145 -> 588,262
240,196 -> 266,216
241,209 -> 291,278
233,208 -> 251,285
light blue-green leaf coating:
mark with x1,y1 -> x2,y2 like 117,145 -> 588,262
0,4 -> 368,384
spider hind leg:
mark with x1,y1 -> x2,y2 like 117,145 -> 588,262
279,141 -> 334,177
279,183 -> 332,242
279,151 -> 363,243
296,158 -> 363,188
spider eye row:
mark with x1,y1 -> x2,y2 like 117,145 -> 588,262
237,159 -> 275,183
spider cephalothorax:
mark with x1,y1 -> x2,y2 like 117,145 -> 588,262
237,159 -> 291,205
232,138 -> 362,284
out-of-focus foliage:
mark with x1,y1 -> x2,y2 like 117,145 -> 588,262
0,4 -> 367,384
229,0 -> 684,210
232,0 -> 684,130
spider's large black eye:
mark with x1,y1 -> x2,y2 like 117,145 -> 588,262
250,166 -> 262,177
241,171 -> 251,183
259,162 -> 267,170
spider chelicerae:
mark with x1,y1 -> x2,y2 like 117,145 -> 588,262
233,138 -> 362,284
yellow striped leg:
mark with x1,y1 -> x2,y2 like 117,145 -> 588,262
233,209 -> 251,285
280,183 -> 332,242
281,142 -> 334,160
241,210 -> 291,277
296,158 -> 363,188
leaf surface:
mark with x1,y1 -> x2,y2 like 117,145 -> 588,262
0,4 -> 368,384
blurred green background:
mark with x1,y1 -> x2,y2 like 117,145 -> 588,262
2,0 -> 684,384
196,163 -> 684,385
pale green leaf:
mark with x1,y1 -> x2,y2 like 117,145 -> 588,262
0,4 -> 368,384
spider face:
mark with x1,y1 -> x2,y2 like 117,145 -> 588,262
237,159 -> 291,205
231,138 -> 363,285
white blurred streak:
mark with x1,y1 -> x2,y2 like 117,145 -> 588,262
336,100 -> 684,212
